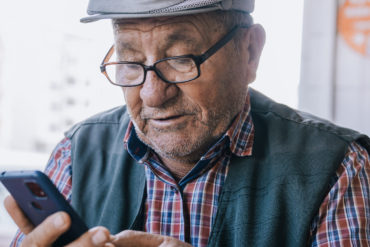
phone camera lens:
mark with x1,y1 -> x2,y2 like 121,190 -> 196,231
25,182 -> 47,198
30,201 -> 43,210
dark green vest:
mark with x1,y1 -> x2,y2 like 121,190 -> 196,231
66,89 -> 370,246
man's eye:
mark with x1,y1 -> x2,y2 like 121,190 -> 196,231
173,58 -> 193,65
125,64 -> 141,70
169,58 -> 194,66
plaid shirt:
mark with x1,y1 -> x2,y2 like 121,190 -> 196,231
11,94 -> 370,246
123,94 -> 253,246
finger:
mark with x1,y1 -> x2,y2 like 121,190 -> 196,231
20,211 -> 71,247
113,230 -> 163,246
65,227 -> 111,247
4,195 -> 34,234
104,243 -> 115,247
113,230 -> 192,247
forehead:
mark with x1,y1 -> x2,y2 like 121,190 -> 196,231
112,14 -> 218,42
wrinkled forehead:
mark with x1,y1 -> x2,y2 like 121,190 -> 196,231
112,14 -> 219,40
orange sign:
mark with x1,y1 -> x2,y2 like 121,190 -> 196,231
338,0 -> 370,56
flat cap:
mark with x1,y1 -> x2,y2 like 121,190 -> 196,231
81,0 -> 255,23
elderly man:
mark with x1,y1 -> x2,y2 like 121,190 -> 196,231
5,0 -> 370,246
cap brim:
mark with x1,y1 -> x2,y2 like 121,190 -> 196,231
80,6 -> 222,23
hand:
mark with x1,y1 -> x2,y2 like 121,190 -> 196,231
112,230 -> 193,247
4,195 -> 113,247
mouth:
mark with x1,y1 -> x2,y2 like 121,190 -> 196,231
147,114 -> 191,130
154,115 -> 183,121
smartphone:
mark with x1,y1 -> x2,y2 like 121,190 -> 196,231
0,170 -> 88,246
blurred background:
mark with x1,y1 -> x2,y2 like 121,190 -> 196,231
0,0 -> 369,245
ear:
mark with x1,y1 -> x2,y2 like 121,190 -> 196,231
242,24 -> 266,83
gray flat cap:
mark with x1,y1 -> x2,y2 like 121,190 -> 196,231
81,0 -> 255,23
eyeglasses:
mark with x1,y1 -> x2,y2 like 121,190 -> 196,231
100,25 -> 250,87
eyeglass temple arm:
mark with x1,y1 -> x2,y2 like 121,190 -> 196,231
197,25 -> 251,64
100,45 -> 115,72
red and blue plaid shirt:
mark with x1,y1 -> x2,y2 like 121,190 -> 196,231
11,93 -> 370,246
123,93 -> 254,246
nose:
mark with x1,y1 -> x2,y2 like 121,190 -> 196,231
139,70 -> 179,107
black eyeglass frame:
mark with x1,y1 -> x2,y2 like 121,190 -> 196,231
100,24 -> 251,87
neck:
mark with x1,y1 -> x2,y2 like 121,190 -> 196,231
159,155 -> 196,181
154,133 -> 227,181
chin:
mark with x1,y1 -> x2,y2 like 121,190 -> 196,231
152,134 -> 196,155
134,115 -> 229,161
150,131 -> 222,162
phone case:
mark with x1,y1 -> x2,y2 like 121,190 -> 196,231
0,170 -> 88,246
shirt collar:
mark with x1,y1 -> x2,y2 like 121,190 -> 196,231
123,122 -> 149,163
225,91 -> 254,157
123,90 -> 254,160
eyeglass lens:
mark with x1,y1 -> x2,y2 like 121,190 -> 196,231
105,57 -> 198,86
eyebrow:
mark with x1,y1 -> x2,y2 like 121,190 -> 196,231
165,31 -> 199,49
116,42 -> 135,51
115,41 -> 142,57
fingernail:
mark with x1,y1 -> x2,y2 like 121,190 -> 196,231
92,230 -> 108,245
54,214 -> 65,227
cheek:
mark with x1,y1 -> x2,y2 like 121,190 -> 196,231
185,66 -> 245,122
179,81 -> 217,113
178,84 -> 226,132
188,68 -> 232,106
122,87 -> 143,121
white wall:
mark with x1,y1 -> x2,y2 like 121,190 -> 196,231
299,0 -> 338,120
253,0 -> 304,108
299,0 -> 370,135
0,0 -> 122,153
335,0 -> 370,135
